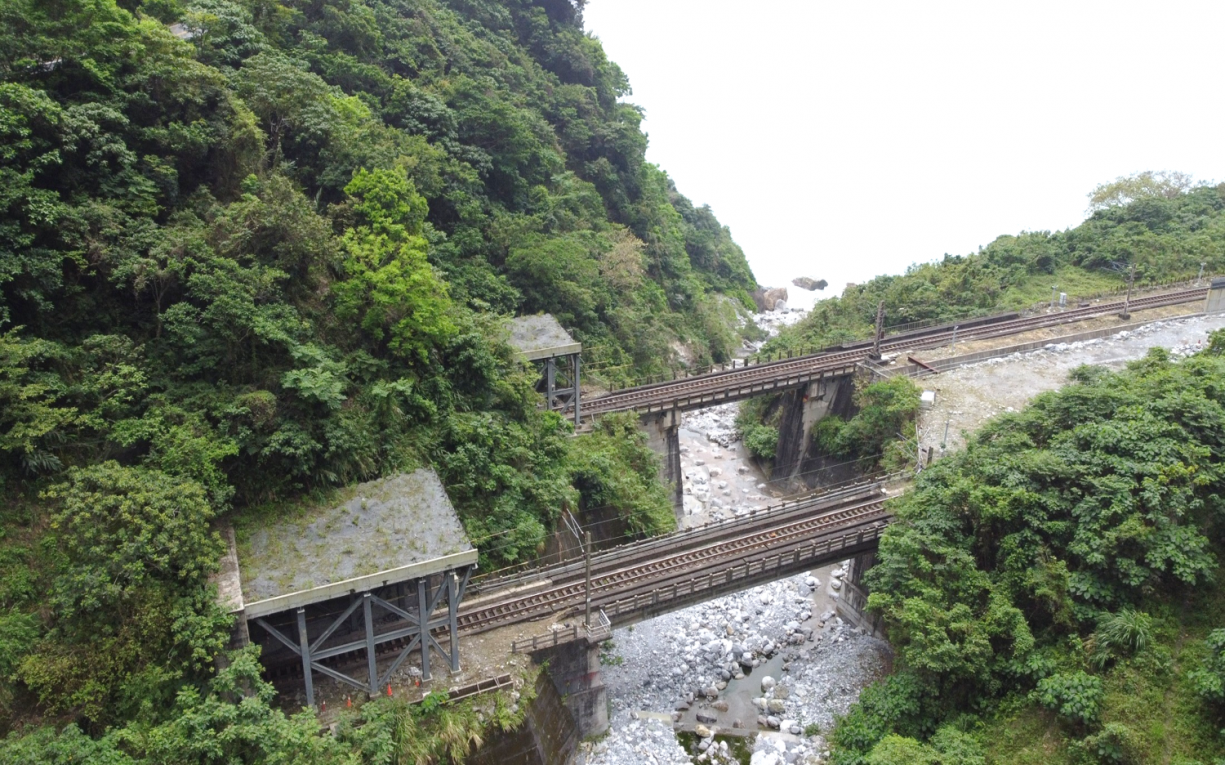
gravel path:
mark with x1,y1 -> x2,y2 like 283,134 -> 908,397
919,313 -> 1225,455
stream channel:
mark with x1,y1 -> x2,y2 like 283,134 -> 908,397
576,303 -> 892,765
482,301 -> 892,765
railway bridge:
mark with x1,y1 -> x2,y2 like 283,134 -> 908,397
575,285 -> 1211,505
451,480 -> 893,736
241,283 -> 1218,742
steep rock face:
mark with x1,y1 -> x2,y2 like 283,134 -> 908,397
753,287 -> 790,311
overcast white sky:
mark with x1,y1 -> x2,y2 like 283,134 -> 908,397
582,0 -> 1225,302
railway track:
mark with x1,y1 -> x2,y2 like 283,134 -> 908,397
263,492 -> 889,678
466,480 -> 885,599
456,495 -> 888,634
581,286 -> 1208,415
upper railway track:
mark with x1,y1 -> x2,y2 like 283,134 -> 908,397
579,286 -> 1209,416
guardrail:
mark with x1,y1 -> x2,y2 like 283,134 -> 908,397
602,361 -> 861,416
599,519 -> 888,624
508,516 -> 886,648
883,312 -> 1208,379
510,609 -> 612,654
469,475 -> 891,597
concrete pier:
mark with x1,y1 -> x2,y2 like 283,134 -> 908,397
642,408 -> 684,518
773,375 -> 857,490
535,637 -> 610,740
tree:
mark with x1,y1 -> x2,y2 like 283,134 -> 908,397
333,167 -> 455,362
1087,170 -> 1194,212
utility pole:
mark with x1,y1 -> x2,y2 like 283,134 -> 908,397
583,531 -> 592,629
870,301 -> 885,359
1050,285 -> 1058,311
1120,265 -> 1135,320
1199,262 -> 1207,286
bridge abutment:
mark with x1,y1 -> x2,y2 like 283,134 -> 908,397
835,551 -> 885,638
642,409 -> 684,519
535,637 -> 609,740
773,375 -> 857,491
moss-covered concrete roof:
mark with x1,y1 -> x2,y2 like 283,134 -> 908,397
507,314 -> 580,361
234,469 -> 475,617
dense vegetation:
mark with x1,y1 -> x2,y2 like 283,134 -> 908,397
736,376 -> 920,477
832,339 -> 1225,764
0,0 -> 756,753
766,181 -> 1225,355
737,182 -> 1225,484
0,647 -> 533,763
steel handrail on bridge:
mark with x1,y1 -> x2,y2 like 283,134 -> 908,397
599,518 -> 887,624
510,610 -> 611,654
509,516 -> 889,651
458,495 -> 889,634
468,475 -> 891,598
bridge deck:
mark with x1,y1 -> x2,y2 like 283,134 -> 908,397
580,286 -> 1207,417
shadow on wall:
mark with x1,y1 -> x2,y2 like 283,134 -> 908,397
773,375 -> 860,492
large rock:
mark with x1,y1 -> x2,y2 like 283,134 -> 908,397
792,277 -> 828,291
696,710 -> 718,724
751,287 -> 789,311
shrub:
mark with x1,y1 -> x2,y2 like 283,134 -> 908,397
1072,722 -> 1136,764
1035,671 -> 1103,726
1090,609 -> 1153,668
743,422 -> 779,460
865,735 -> 938,765
1190,628 -> 1225,707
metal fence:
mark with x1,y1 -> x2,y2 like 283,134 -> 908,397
598,521 -> 887,624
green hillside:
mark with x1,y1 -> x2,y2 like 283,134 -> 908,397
737,184 -> 1225,475
831,341 -> 1225,765
0,0 -> 753,749
767,181 -> 1225,355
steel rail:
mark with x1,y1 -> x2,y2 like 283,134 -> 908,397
468,481 -> 886,597
455,498 -> 888,634
580,286 -> 1207,415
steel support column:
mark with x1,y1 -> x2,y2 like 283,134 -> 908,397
545,357 -> 557,409
252,570 -> 470,703
417,577 -> 431,680
571,352 -> 581,425
297,608 -> 314,707
363,592 -> 377,695
447,572 -> 461,672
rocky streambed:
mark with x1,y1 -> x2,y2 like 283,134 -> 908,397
578,306 -> 892,765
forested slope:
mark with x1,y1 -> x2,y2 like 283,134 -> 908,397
767,181 -> 1225,355
0,0 -> 756,749
832,340 -> 1225,764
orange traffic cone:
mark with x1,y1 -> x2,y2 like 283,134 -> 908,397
387,683 -> 393,697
